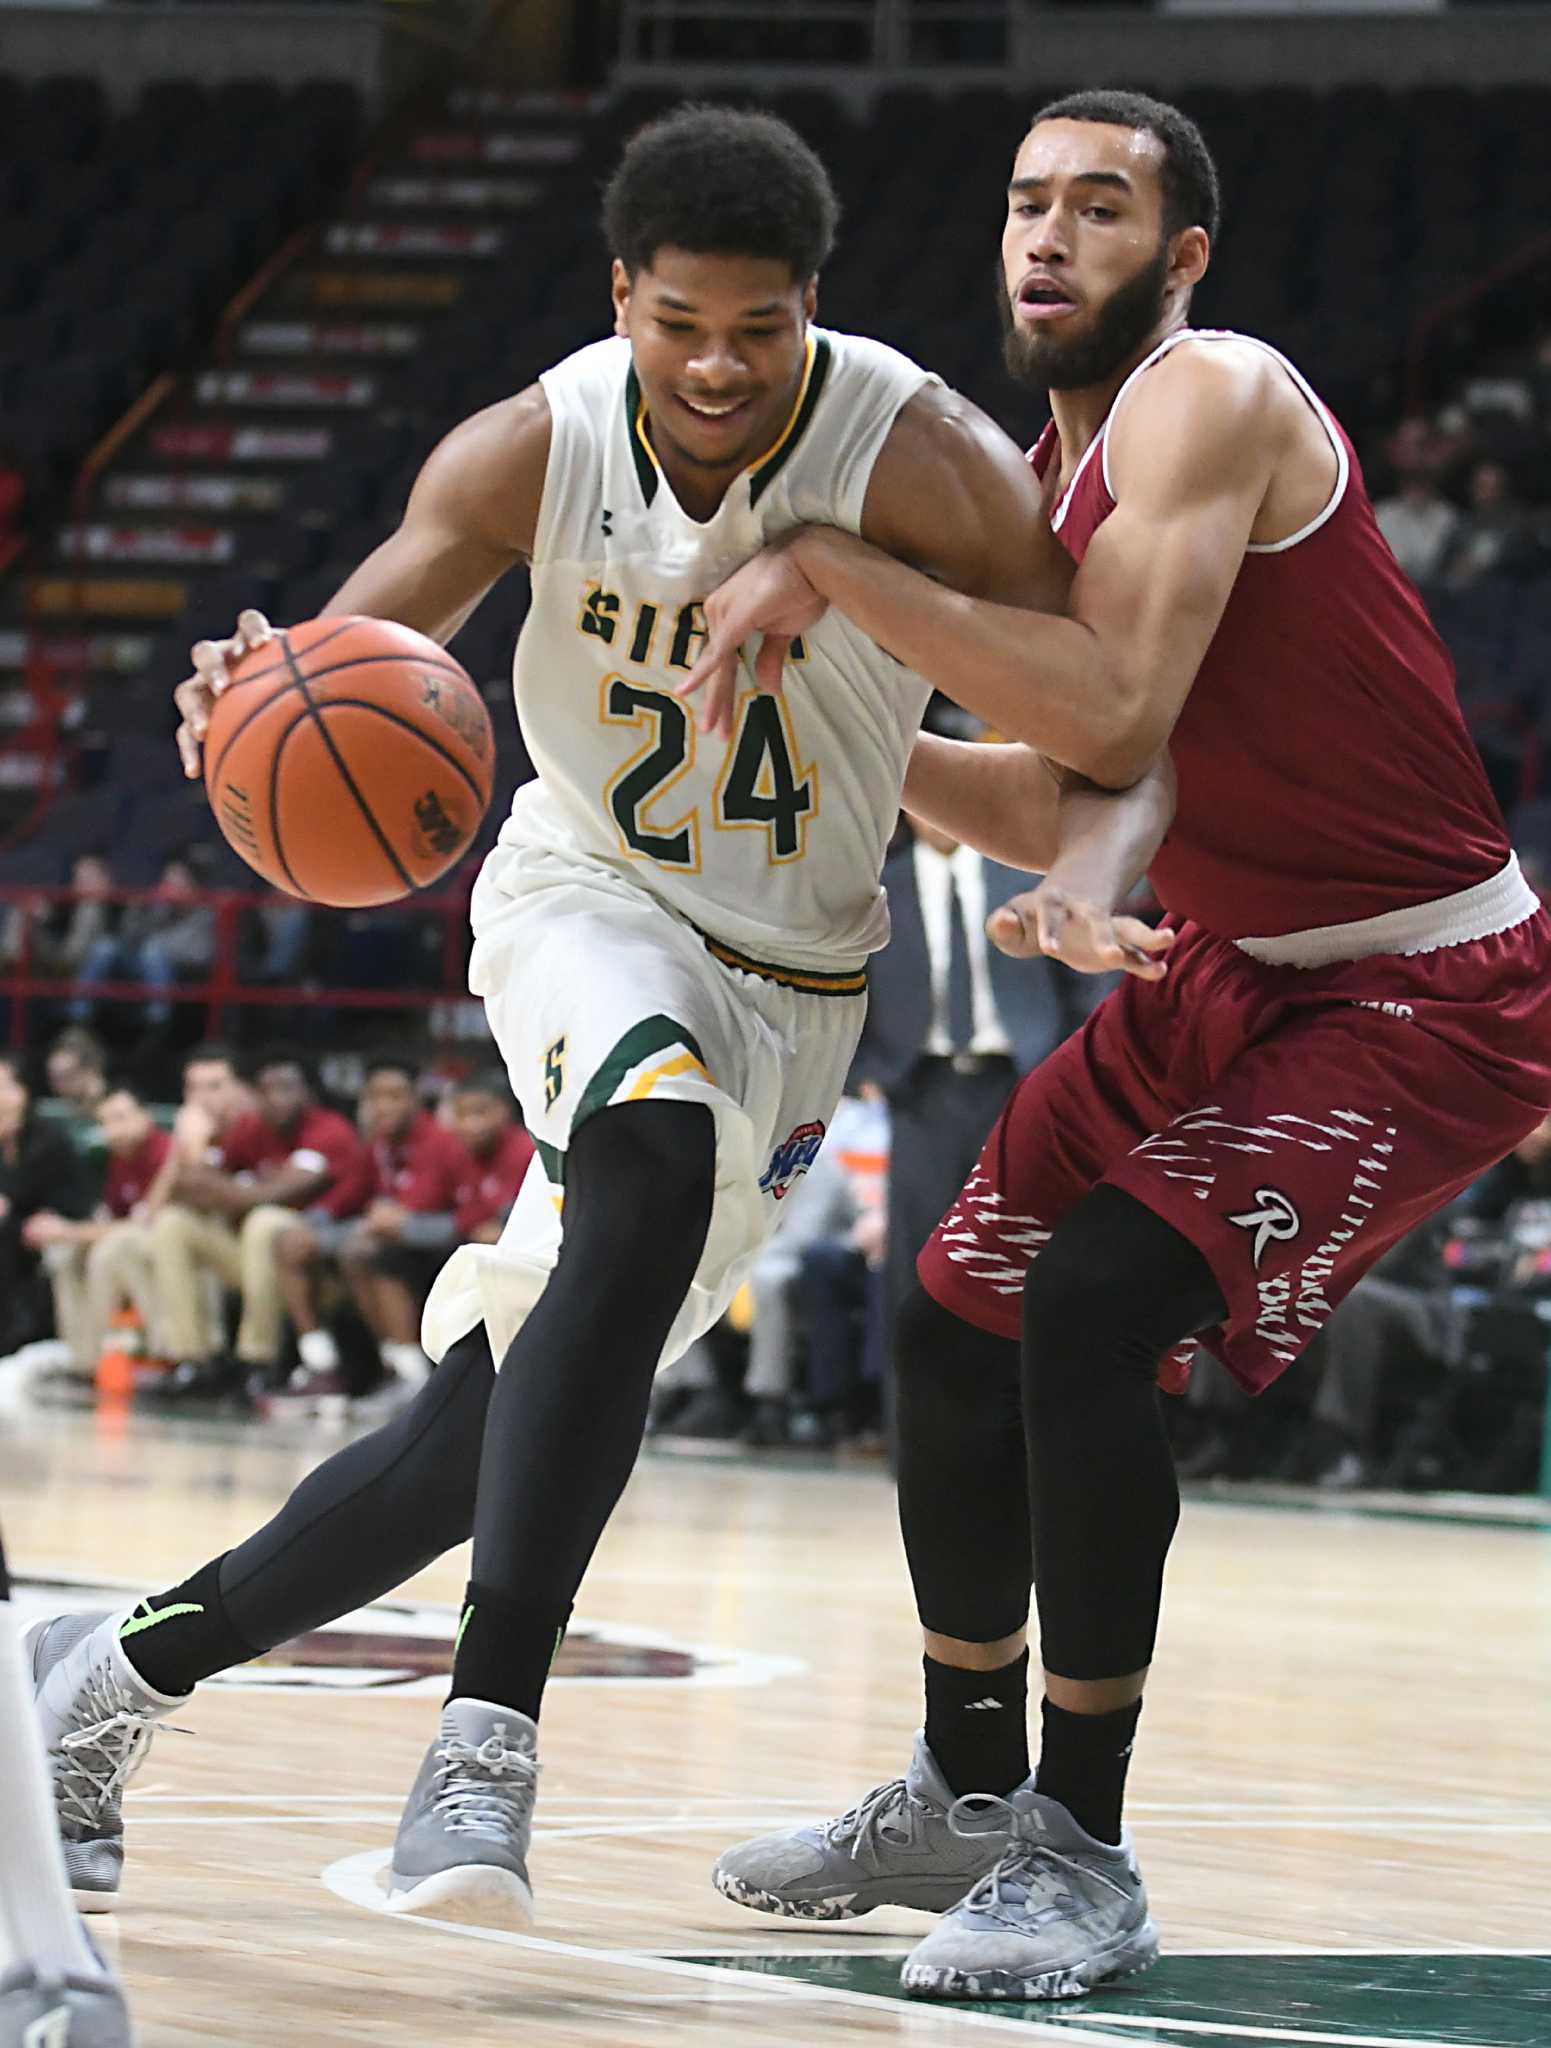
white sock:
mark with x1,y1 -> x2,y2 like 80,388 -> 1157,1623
297,1328 -> 340,1373
0,1599 -> 105,1981
381,1341 -> 431,1387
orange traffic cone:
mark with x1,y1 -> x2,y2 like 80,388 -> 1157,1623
96,1308 -> 143,1400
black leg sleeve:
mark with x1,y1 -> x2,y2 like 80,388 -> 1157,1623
124,1329 -> 497,1695
1022,1184 -> 1226,1682
467,1098 -> 715,1615
895,1282 -> 1033,1644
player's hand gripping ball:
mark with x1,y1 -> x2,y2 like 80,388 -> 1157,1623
201,616 -> 495,907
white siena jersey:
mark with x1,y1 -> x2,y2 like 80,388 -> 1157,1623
496,326 -> 938,973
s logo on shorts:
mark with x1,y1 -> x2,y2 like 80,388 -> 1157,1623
543,1036 -> 566,1111
760,1120 -> 826,1201
1227,1187 -> 1301,1270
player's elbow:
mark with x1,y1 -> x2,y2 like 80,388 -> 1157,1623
1062,706 -> 1163,790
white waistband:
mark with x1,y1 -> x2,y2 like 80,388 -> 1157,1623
1233,856 -> 1539,970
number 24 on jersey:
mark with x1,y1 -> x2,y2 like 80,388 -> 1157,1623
601,678 -> 816,872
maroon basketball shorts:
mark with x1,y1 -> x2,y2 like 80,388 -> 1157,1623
919,911 -> 1551,1394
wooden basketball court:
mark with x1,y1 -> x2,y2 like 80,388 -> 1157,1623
3,1399 -> 1548,2047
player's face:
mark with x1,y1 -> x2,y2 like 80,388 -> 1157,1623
452,1089 -> 508,1156
257,1063 -> 309,1131
97,1090 -> 149,1155
999,120 -> 1184,393
363,1070 -> 417,1140
613,249 -> 817,479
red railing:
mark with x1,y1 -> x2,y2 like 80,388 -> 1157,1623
0,880 -> 475,1049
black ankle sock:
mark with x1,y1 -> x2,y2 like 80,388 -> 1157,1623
449,1580 -> 571,1722
1034,1696 -> 1142,1846
118,1556 -> 258,1697
923,1650 -> 1031,1798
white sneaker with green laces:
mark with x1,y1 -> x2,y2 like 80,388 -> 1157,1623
901,1791 -> 1159,2001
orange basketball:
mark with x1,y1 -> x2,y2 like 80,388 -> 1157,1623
203,616 -> 495,907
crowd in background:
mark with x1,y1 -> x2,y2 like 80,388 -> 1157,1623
1373,326 -> 1551,591
0,1027 -> 532,1416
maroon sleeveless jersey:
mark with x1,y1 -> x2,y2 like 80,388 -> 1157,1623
1031,329 -> 1511,939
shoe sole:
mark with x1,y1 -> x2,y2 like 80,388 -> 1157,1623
73,1887 -> 116,1915
384,1863 -> 535,1931
713,1866 -> 978,1921
902,1919 -> 1160,2001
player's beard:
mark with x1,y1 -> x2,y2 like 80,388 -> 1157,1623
998,238 -> 1171,394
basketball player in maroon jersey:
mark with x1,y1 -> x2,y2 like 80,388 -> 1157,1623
702,91 -> 1551,2000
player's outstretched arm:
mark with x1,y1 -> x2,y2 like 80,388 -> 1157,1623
683,350 -> 1282,788
904,734 -> 1176,886
988,755 -> 1178,980
174,387 -> 551,777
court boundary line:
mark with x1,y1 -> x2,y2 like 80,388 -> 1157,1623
318,1848 -> 1541,2048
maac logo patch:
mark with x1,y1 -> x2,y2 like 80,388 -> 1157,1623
1227,1186 -> 1302,1270
759,1119 -> 826,1200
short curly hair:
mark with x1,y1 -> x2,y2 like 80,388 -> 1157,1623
602,103 -> 840,280
1032,89 -> 1221,245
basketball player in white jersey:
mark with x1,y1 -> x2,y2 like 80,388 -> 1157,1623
0,1520 -> 133,2045
25,107 -> 1170,1937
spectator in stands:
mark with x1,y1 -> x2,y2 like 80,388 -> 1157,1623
267,1054 -> 469,1414
75,853 -> 215,1029
445,1070 -> 534,1246
0,1055 -> 91,1359
148,1049 -> 372,1403
736,1133 -> 869,1448
244,896 -> 314,986
44,1026 -> 107,1117
1444,460 -> 1532,587
23,1082 -> 170,1377
10,853 -> 116,992
791,1097 -> 892,1449
1375,467 -> 1460,586
40,1025 -> 110,1172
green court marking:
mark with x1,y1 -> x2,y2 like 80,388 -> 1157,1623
673,1953 -> 1551,2046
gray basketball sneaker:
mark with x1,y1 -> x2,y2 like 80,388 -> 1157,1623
901,1791 -> 1159,2001
0,1965 -> 134,2047
27,1610 -> 186,1914
713,1734 -> 1037,1921
386,1699 -> 539,1929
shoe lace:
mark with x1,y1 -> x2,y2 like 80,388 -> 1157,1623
821,1777 -> 919,1867
54,1667 -> 167,1831
947,1795 -> 1128,1921
430,1732 -> 538,1843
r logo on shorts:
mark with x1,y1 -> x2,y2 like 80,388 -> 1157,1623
1226,1187 -> 1302,1269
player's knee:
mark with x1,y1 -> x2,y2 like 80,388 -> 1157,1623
894,1282 -> 1020,1412
1022,1186 -> 1227,1402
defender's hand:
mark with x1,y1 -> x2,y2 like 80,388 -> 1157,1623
988,881 -> 1174,980
676,542 -> 828,741
175,609 -> 274,779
